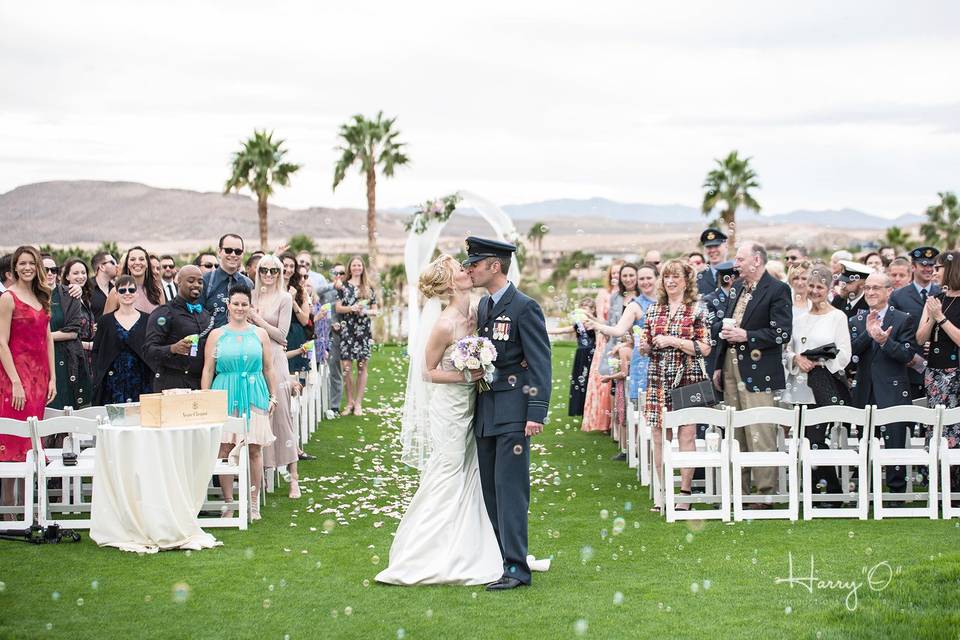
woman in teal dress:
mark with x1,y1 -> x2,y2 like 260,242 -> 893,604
201,283 -> 277,521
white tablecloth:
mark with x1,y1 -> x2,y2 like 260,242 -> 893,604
90,423 -> 223,553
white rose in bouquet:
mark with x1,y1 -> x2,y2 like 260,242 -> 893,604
465,356 -> 481,370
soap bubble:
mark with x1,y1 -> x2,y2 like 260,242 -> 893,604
613,591 -> 624,605
574,619 -> 589,636
172,583 -> 190,604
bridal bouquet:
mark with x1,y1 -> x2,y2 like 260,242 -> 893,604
451,336 -> 498,392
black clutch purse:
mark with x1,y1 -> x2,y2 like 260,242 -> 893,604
668,341 -> 717,410
801,343 -> 839,360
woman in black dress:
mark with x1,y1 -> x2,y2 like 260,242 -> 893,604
335,256 -> 378,416
549,298 -> 597,416
92,275 -> 154,404
49,257 -> 95,409
281,252 -> 311,374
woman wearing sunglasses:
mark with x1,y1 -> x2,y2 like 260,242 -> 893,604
92,275 -> 155,405
249,254 -> 301,500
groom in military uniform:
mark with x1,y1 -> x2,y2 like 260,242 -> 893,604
464,237 -> 552,591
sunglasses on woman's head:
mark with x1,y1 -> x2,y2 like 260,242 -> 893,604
117,286 -> 137,295
259,267 -> 281,276
221,247 -> 243,256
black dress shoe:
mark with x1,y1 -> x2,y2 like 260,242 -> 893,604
486,577 -> 527,591
610,452 -> 627,461
298,452 -> 317,461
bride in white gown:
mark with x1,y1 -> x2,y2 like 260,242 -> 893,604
376,254 -> 503,586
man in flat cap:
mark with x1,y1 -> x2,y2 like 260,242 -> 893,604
464,236 -> 552,591
697,228 -> 729,296
890,246 -> 941,399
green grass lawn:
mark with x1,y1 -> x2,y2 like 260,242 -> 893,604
1,343 -> 958,639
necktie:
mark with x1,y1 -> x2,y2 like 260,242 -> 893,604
486,296 -> 495,316
920,288 -> 928,305
186,303 -> 202,314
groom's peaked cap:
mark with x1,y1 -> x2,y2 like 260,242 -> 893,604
462,236 -> 517,266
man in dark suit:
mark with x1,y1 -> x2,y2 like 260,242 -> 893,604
465,237 -> 551,591
889,246 -> 941,399
700,261 -> 737,379
696,228 -> 729,296
713,241 -> 793,502
849,272 -> 917,493
832,260 -> 872,319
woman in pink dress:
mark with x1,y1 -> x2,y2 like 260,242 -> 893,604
581,261 -> 623,432
0,246 -> 56,514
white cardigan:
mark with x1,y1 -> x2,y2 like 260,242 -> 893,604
782,308 -> 852,405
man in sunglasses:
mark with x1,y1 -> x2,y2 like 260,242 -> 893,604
315,263 -> 346,417
195,252 -> 219,275
296,251 -> 328,293
90,250 -> 118,321
159,255 -> 178,302
198,233 -> 254,329
144,265 -> 213,391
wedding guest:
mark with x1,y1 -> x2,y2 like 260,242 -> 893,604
687,252 -> 706,273
103,246 -> 163,315
200,234 -> 253,329
697,228 -> 729,295
159,255 -> 178,302
879,246 -> 897,262
598,333 -> 632,456
250,254 -> 300,498
700,261 -> 736,378
335,256 -> 378,416
887,257 -> 912,290
0,254 -> 11,293
832,261 -> 872,318
786,260 -> 813,320
782,265 -> 852,494
850,272 -> 918,495
41,254 -> 59,289
581,261 -> 621,432
862,252 -> 884,273
644,250 -> 662,268
196,252 -> 219,275
143,265 -> 212,391
641,259 -> 711,511
766,259 -> 787,283
244,251 -> 264,283
92,275 -> 154,404
608,262 -> 639,326
202,283 -> 278,521
547,298 -> 597,417
783,244 -> 808,268
49,257 -> 95,409
714,241 -> 793,505
297,251 -> 328,293
830,250 -> 853,275
149,254 -> 162,282
890,246 -> 941,399
0,247 -> 55,516
90,251 -> 117,321
316,263 -> 346,417
918,250 -> 960,452
281,252 -> 311,374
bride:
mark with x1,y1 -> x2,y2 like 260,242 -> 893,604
375,254 -> 503,585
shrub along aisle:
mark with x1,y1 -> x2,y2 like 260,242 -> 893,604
0,344 -> 957,639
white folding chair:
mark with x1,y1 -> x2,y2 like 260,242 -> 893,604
871,404 -> 940,519
32,415 -> 103,528
939,406 -> 960,519
799,405 -> 871,520
200,416 -> 249,529
906,396 -> 931,493
728,406 -> 801,521
626,399 -> 639,470
661,406 -> 731,522
0,418 -> 36,523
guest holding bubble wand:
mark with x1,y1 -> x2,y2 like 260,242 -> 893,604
202,283 -> 277,521
547,297 -> 597,416
336,256 -> 379,416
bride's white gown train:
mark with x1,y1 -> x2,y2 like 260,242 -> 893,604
376,343 -> 502,585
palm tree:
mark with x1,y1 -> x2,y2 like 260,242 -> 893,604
527,222 -> 549,278
883,226 -> 913,253
701,151 -> 761,250
224,130 -> 300,250
332,111 -> 410,284
920,191 -> 960,250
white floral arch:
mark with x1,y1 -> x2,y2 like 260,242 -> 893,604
404,190 -> 521,341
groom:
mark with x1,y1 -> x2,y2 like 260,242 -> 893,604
465,237 -> 552,591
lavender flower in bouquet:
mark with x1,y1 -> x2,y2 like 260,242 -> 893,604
450,336 -> 498,392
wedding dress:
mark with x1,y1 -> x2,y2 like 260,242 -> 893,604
375,340 -> 503,586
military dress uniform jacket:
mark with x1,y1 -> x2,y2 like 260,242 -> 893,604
474,283 -> 552,437
700,287 -> 730,378
696,267 -> 718,296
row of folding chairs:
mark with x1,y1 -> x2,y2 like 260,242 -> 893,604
651,404 -> 959,523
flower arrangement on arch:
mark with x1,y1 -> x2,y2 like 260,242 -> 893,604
404,193 -> 462,234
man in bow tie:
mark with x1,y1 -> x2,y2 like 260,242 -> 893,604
144,265 -> 213,391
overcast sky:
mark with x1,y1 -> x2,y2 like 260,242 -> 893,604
2,0 -> 958,217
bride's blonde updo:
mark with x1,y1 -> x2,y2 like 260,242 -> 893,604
418,254 -> 458,300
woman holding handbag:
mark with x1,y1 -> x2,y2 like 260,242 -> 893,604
592,259 -> 710,511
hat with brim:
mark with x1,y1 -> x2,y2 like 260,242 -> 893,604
910,246 -> 940,266
462,236 -> 517,266
700,228 -> 727,248
837,260 -> 874,283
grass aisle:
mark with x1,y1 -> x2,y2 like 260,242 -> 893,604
1,344 -> 958,640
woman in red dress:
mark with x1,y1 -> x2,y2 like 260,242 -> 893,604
0,246 -> 56,513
